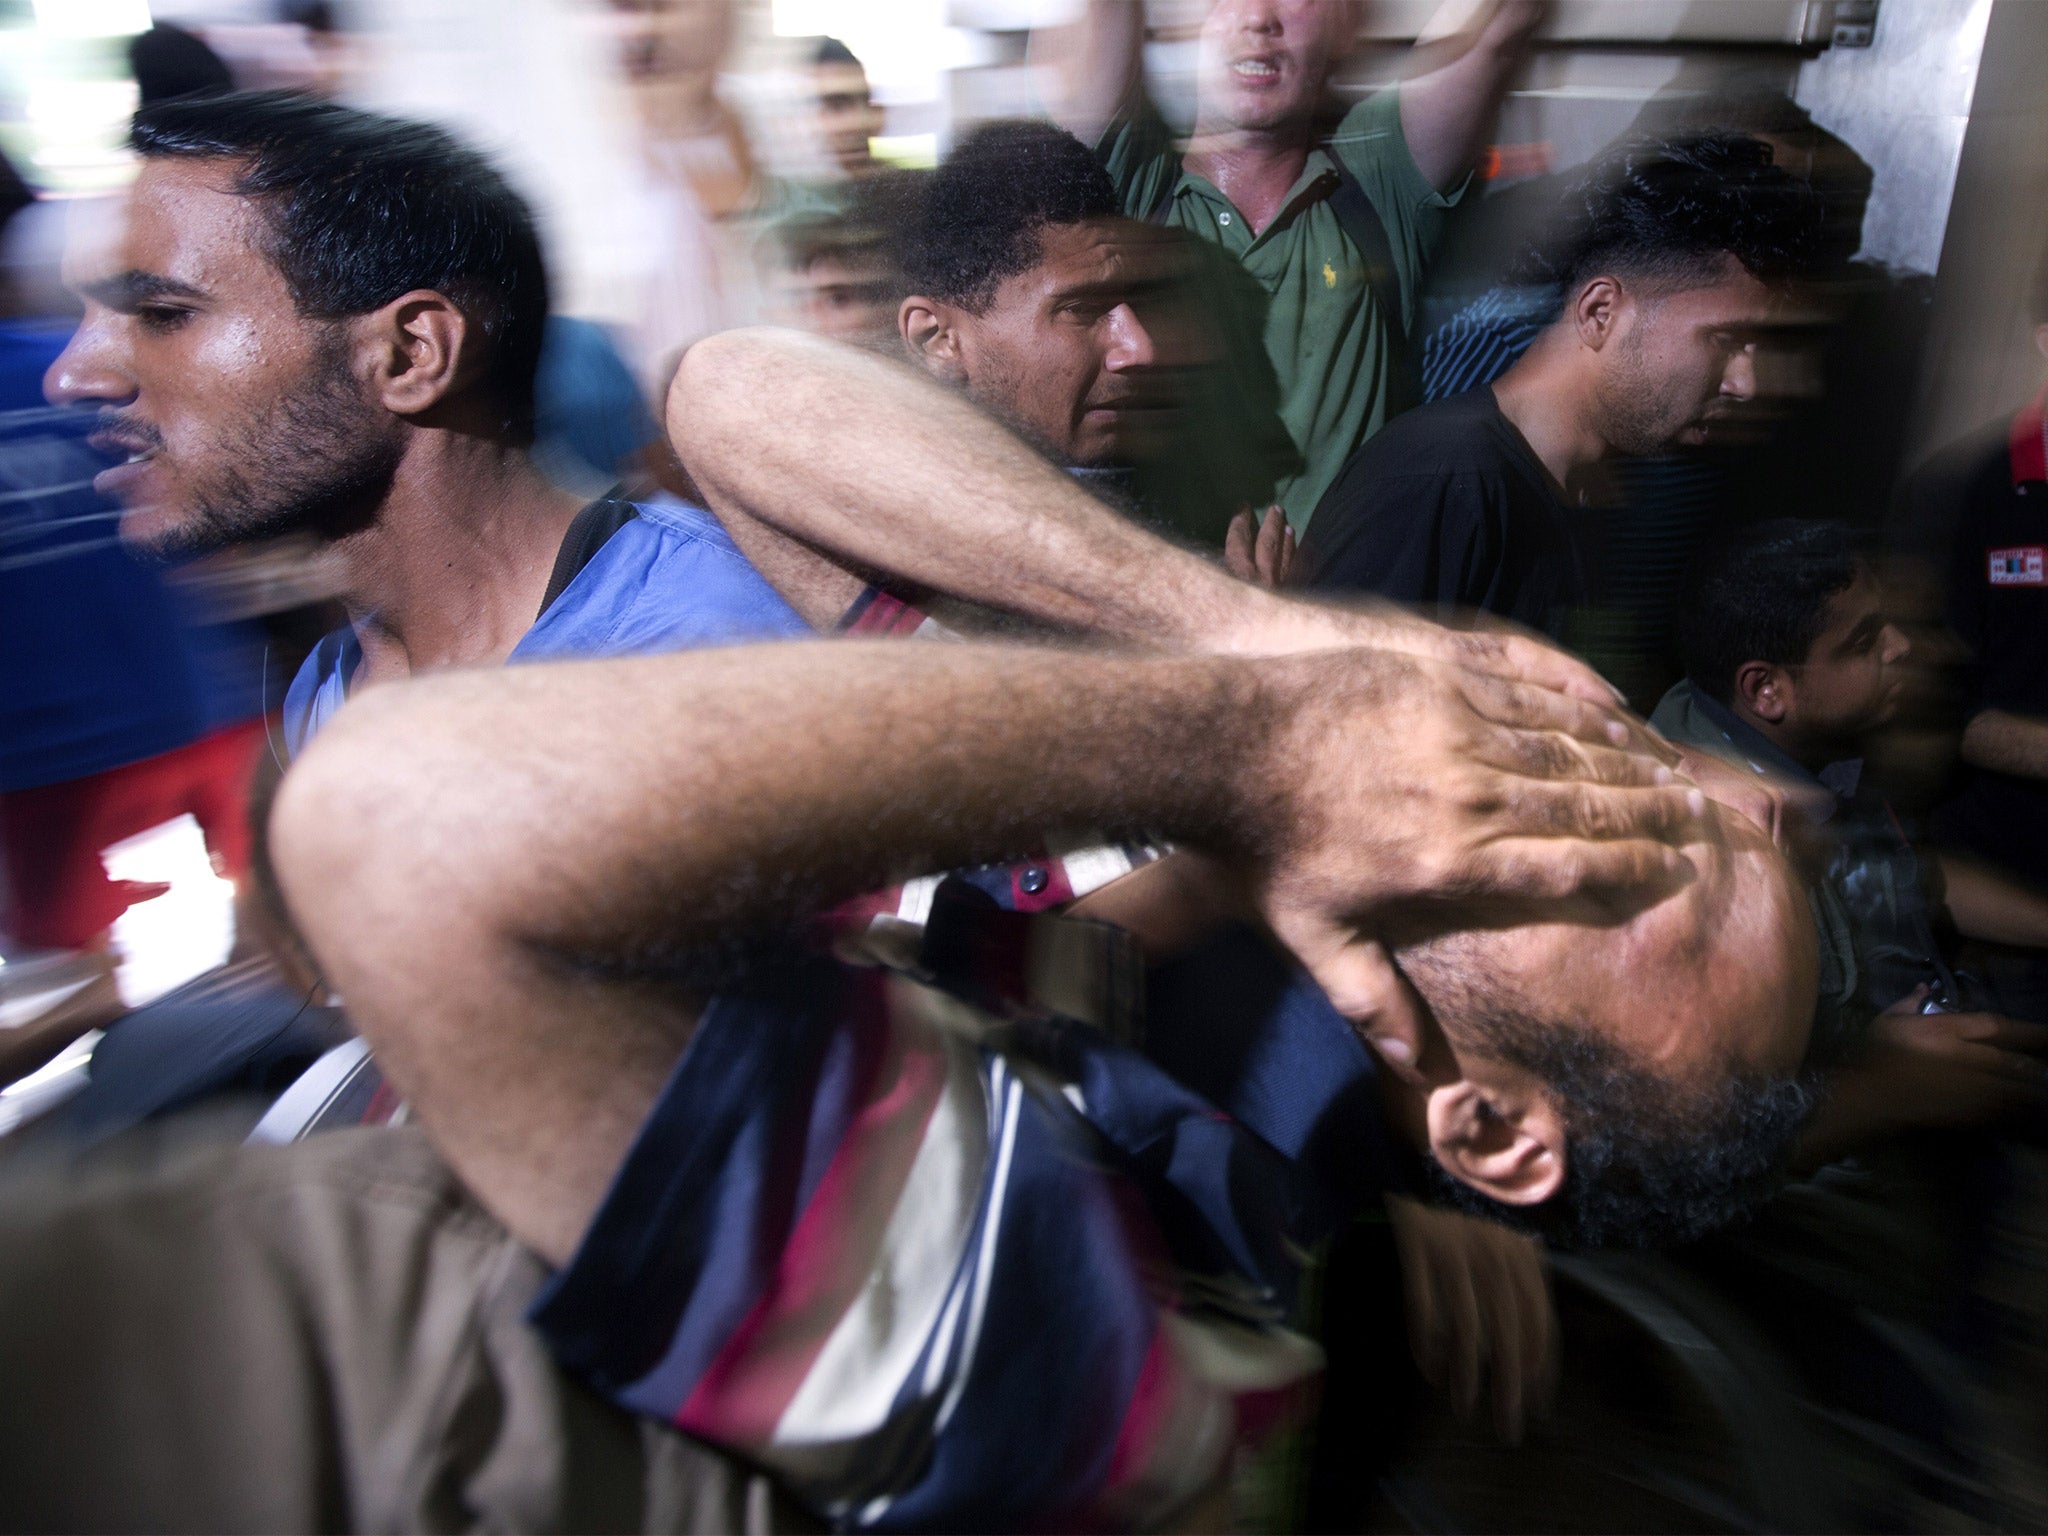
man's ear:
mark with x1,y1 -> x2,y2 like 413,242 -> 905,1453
898,295 -> 966,383
2034,321 -> 2048,364
1734,659 -> 1793,724
1570,275 -> 1625,353
1424,1075 -> 1566,1208
365,289 -> 475,419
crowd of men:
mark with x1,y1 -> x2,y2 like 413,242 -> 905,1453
2,1 -> 2047,1529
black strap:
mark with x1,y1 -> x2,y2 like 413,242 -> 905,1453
1324,160 -> 1419,414
539,492 -> 640,620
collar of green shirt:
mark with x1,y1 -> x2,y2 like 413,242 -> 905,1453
1172,148 -> 1343,250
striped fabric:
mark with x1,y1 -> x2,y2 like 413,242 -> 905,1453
531,887 -> 1387,1530
830,582 -> 1165,935
1418,283 -> 1557,402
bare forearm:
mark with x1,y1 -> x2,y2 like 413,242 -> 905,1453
1028,0 -> 1144,146
667,330 -> 1645,711
1398,0 -> 1542,192
671,328 -> 1271,648
1935,850 -> 2048,950
711,502 -> 869,631
269,643 -> 1271,1259
276,641 -> 1263,978
1961,709 -> 2048,781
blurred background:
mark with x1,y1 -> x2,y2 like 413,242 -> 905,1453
5,3 -> 2048,1529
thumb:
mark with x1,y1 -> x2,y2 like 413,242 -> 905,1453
1269,908 -> 1429,1078
1224,509 -> 1258,579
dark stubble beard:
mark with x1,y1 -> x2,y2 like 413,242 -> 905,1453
1592,326 -> 1695,461
142,335 -> 403,563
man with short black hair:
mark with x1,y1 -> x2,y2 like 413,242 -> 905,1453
42,89 -> 808,1142
48,89 -> 806,755
717,119 -> 1294,627
893,119 -> 1177,473
1655,519 -> 2048,1023
1299,132 -> 1827,642
805,35 -> 885,180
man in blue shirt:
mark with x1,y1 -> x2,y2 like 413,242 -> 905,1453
47,90 -> 807,763
40,89 -> 804,1143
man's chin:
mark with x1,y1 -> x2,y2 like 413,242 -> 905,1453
1208,83 -> 1315,134
118,498 -> 240,565
1683,413 -> 1776,450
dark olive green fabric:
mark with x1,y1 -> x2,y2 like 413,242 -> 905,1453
1100,91 -> 1462,537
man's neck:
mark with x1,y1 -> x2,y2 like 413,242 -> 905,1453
1726,697 -> 1834,776
330,435 -> 583,691
1488,329 -> 1610,499
1183,120 -> 1314,237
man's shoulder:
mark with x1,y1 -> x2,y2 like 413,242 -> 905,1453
1324,88 -> 1457,231
1329,391 -> 1525,491
1097,101 -> 1183,218
1647,680 -> 1717,749
1900,416 -> 2037,565
519,497 -> 810,662
1649,681 -> 1794,784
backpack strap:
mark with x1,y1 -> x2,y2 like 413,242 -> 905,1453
1324,161 -> 1420,414
539,493 -> 640,620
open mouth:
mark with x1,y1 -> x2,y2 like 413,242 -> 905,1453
89,425 -> 158,462
86,431 -> 162,500
1231,57 -> 1281,81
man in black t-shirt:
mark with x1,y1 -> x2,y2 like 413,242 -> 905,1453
1904,249 -> 2048,1017
1300,133 -> 1825,641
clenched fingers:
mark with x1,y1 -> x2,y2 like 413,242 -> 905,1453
1255,505 -> 1291,585
1223,510 -> 1259,582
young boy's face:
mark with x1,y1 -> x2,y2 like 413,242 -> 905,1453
1784,566 -> 1912,748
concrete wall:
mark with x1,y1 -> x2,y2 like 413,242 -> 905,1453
1794,0 -> 1992,277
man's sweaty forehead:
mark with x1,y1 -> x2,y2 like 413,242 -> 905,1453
1042,222 -> 1182,306
57,187 -> 133,293
60,159 -> 265,304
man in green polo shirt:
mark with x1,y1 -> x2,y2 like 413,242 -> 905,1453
1035,0 -> 1542,539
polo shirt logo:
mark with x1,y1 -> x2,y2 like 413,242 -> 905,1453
1988,545 -> 2046,585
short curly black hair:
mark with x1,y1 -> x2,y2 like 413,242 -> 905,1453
1527,131 -> 1828,298
898,119 -> 1119,313
1676,519 -> 1872,705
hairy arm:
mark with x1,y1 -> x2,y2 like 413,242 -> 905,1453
1397,0 -> 1544,193
273,640 -> 1698,1262
1960,708 -> 2048,782
1027,0 -> 1146,148
670,327 -> 1645,712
